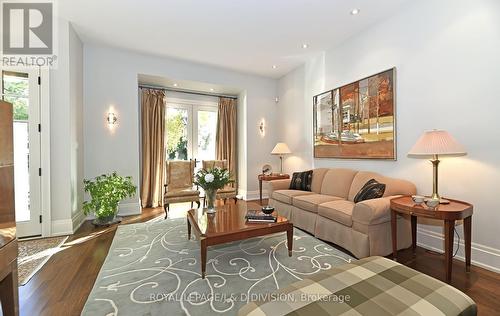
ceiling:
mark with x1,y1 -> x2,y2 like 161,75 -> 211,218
138,74 -> 242,96
59,0 -> 413,78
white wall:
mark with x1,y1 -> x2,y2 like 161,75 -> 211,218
69,23 -> 84,228
277,0 -> 500,271
83,45 -> 278,211
49,20 -> 84,235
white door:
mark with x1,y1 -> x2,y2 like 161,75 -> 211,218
1,68 -> 42,238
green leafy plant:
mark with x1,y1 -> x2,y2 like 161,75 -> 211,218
194,167 -> 233,190
83,172 -> 136,221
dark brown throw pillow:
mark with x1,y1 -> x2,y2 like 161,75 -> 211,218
289,170 -> 313,191
354,179 -> 386,203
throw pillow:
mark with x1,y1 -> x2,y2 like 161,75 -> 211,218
354,179 -> 386,203
289,170 -> 313,191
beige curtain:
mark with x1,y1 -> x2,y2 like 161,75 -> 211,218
215,97 -> 237,187
140,88 -> 166,208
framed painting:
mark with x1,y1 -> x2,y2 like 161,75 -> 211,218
313,68 -> 396,159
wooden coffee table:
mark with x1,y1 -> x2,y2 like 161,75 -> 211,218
187,202 -> 293,278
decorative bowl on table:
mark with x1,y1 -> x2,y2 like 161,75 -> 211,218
261,206 -> 275,215
411,195 -> 425,204
424,198 -> 440,208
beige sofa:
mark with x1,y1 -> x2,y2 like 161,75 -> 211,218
267,168 -> 416,258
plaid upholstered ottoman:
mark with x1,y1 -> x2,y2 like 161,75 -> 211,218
239,256 -> 476,316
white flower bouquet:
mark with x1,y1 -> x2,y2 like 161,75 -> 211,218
194,167 -> 233,211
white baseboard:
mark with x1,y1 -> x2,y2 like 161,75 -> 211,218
417,227 -> 500,273
51,219 -> 74,236
72,210 -> 86,232
241,189 -> 268,201
118,201 -> 142,216
51,211 -> 87,236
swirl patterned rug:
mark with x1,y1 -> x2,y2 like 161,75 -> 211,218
82,217 -> 355,316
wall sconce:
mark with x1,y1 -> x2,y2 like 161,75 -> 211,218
107,112 -> 117,126
259,120 -> 265,135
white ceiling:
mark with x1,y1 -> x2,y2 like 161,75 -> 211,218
59,0 -> 413,78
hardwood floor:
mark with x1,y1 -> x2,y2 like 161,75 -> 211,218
17,200 -> 500,316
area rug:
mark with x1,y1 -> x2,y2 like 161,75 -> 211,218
82,218 -> 355,316
18,235 -> 68,285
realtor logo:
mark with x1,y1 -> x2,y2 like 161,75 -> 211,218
2,2 -> 53,54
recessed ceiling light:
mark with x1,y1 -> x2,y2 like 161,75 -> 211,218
272,65 -> 277,69
350,8 -> 360,15
302,43 -> 309,49
210,88 -> 214,92
173,83 -> 178,87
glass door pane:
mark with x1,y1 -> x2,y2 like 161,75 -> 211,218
1,68 -> 41,237
166,106 -> 190,160
196,109 -> 217,161
3,72 -> 30,222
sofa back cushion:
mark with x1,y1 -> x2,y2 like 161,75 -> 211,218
311,168 -> 329,193
348,171 -> 417,201
320,168 -> 358,199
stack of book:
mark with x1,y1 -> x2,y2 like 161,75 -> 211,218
245,210 -> 277,223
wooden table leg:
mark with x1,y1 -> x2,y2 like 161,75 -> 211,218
287,225 -> 293,256
391,209 -> 398,260
464,216 -> 472,272
259,179 -> 263,205
201,238 -> 207,279
444,219 -> 455,283
411,215 -> 417,255
187,217 -> 191,240
0,261 -> 19,316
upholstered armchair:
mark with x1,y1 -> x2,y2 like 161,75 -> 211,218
202,160 -> 238,205
163,160 -> 200,218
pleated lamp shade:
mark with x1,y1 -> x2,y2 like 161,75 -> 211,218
408,130 -> 466,156
271,142 -> 291,155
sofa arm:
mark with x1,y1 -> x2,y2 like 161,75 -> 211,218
352,195 -> 402,225
265,179 -> 291,198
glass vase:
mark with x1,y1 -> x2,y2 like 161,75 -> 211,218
205,188 -> 217,213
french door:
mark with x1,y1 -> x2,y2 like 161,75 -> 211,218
1,67 -> 42,238
165,103 -> 218,167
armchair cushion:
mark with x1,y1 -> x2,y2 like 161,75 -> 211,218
352,196 -> 400,225
165,188 -> 200,198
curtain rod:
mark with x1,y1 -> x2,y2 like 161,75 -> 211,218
138,84 -> 238,100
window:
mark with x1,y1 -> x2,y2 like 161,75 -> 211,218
166,101 -> 218,163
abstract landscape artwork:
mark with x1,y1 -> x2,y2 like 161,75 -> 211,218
313,68 -> 396,159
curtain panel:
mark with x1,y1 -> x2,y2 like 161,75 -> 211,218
215,97 -> 237,187
140,88 -> 166,208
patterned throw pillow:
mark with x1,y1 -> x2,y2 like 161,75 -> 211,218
289,170 -> 313,191
354,179 -> 386,203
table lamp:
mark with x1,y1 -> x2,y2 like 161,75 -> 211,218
271,142 -> 291,175
408,130 -> 466,203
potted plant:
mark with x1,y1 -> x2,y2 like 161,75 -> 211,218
83,172 -> 137,226
194,167 -> 233,213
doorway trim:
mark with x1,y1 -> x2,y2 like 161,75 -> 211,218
40,68 -> 51,237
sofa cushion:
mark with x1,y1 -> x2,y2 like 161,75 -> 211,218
311,168 -> 329,193
348,171 -> 416,201
289,170 -> 313,191
320,168 -> 358,198
292,194 -> 342,213
318,200 -> 355,227
272,190 -> 314,204
353,179 -> 386,203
